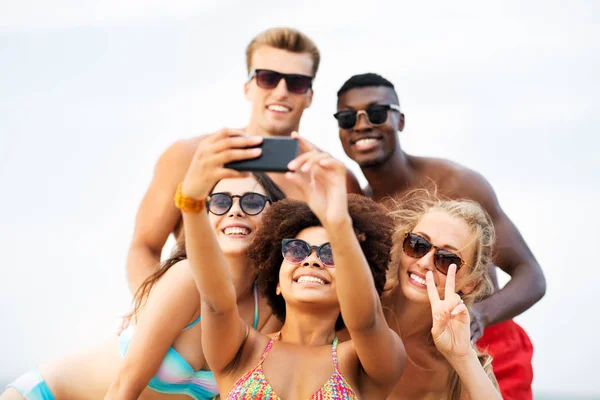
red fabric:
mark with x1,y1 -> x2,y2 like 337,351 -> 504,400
476,320 -> 534,400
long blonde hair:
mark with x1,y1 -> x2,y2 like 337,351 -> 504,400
387,190 -> 498,398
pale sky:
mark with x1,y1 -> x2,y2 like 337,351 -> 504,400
1,1 -> 599,397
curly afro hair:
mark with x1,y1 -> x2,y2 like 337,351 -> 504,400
248,194 -> 394,331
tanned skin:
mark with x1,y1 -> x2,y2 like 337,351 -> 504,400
126,46 -> 361,293
337,86 -> 545,340
337,85 -> 544,399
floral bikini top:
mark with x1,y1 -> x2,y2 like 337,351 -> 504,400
226,332 -> 359,399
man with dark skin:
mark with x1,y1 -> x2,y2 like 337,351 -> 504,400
125,27 -> 361,294
334,73 -> 545,400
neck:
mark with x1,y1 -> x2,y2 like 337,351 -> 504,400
244,120 -> 299,138
362,146 -> 417,201
279,305 -> 338,346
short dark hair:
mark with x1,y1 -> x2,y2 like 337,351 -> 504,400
248,194 -> 394,331
337,73 -> 397,100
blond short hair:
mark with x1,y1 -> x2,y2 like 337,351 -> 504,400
246,27 -> 320,76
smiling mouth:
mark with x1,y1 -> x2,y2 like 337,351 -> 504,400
267,105 -> 291,113
408,272 -> 427,287
294,275 -> 327,285
351,137 -> 381,151
222,226 -> 251,236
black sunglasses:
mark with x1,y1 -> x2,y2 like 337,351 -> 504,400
207,192 -> 271,216
248,69 -> 313,94
333,104 -> 401,130
402,232 -> 465,275
281,239 -> 334,267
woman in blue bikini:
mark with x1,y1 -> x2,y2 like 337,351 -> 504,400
1,134 -> 285,400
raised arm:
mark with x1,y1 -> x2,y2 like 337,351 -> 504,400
106,263 -> 199,400
426,264 -> 502,400
126,139 -> 200,293
286,151 -> 405,389
457,169 -> 545,339
179,129 -> 263,373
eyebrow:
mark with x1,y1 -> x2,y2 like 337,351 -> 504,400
413,231 -> 461,253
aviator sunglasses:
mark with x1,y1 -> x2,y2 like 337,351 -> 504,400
281,239 -> 335,267
402,232 -> 465,275
333,104 -> 401,130
207,192 -> 271,216
248,69 -> 314,94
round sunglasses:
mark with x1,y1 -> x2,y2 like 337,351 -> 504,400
402,232 -> 465,275
281,238 -> 335,267
207,192 -> 271,216
333,104 -> 401,130
248,69 -> 313,94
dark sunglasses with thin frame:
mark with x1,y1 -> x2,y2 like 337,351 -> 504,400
333,104 -> 401,130
281,238 -> 335,267
248,69 -> 313,94
207,192 -> 271,216
402,232 -> 465,275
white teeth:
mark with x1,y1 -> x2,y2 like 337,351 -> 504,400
296,276 -> 325,285
356,138 -> 378,146
409,273 -> 426,286
224,227 -> 250,236
268,105 -> 291,112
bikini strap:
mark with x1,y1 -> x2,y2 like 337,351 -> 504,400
331,336 -> 341,371
182,314 -> 201,331
257,331 -> 281,365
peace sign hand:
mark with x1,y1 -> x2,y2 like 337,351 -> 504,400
425,264 -> 471,359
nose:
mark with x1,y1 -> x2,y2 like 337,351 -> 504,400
415,249 -> 436,272
228,198 -> 244,217
353,111 -> 373,133
271,77 -> 290,98
302,248 -> 323,269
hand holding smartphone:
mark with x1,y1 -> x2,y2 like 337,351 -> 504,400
224,137 -> 299,172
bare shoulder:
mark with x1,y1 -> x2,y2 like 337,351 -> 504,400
156,135 -> 207,168
413,156 -> 500,212
151,259 -> 199,300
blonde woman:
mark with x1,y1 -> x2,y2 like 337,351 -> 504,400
383,193 -> 502,400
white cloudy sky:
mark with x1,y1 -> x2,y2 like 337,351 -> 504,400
1,0 -> 599,397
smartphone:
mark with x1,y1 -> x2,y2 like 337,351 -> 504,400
225,137 -> 299,173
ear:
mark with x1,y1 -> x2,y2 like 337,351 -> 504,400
244,81 -> 252,101
276,284 -> 282,296
303,89 -> 314,109
398,113 -> 405,132
459,278 -> 478,295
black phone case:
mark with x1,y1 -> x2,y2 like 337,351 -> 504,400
224,137 -> 299,173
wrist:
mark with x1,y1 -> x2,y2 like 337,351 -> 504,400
322,214 -> 352,232
175,183 -> 208,214
444,347 -> 479,370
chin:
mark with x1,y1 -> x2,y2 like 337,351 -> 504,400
399,278 -> 430,304
219,241 -> 251,256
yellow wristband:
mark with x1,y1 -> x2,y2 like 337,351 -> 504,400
174,183 -> 208,213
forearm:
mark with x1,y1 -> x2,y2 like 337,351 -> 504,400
182,212 -> 237,312
326,217 -> 381,330
126,245 -> 161,294
475,264 -> 546,326
447,349 -> 502,400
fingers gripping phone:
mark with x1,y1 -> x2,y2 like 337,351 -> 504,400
225,137 -> 299,173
